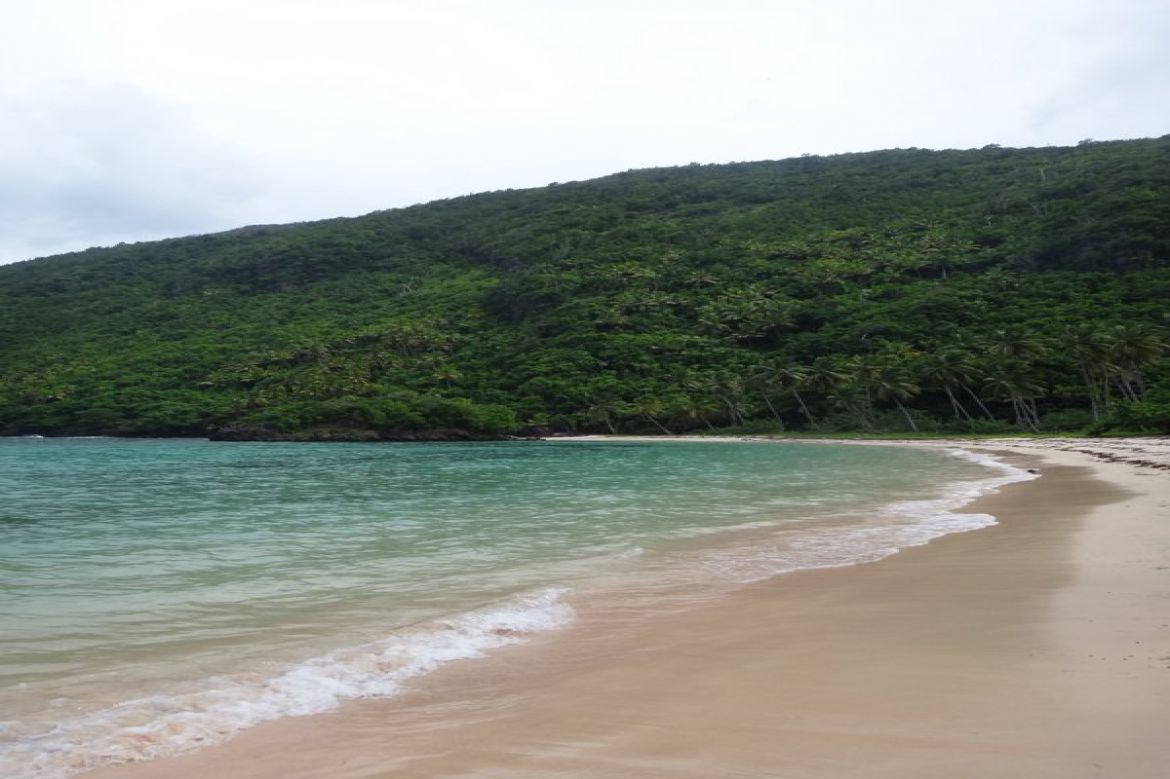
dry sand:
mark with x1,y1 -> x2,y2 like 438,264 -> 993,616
84,439 -> 1170,779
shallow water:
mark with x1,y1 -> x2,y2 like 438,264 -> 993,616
0,438 -> 1029,777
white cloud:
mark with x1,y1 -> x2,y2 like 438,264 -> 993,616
0,80 -> 262,262
0,0 -> 1166,264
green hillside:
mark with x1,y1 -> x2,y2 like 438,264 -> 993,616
2,138 -> 1169,438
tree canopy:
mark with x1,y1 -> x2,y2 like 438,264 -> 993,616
2,138 -> 1169,438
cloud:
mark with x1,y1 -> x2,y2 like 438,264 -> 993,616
0,81 -> 263,263
1029,2 -> 1170,140
0,1 -> 1167,266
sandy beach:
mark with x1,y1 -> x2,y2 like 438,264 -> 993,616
83,438 -> 1170,779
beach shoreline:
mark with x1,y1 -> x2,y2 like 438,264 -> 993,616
81,438 -> 1170,778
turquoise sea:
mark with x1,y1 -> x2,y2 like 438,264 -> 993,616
0,438 -> 1030,778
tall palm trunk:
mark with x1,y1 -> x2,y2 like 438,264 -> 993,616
760,392 -> 783,423
943,386 -> 973,421
895,399 -> 919,432
1010,397 -> 1040,432
718,394 -> 743,427
1077,359 -> 1103,421
791,388 -> 814,424
962,385 -> 996,420
645,414 -> 672,435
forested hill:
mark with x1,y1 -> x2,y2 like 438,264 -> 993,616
2,138 -> 1169,439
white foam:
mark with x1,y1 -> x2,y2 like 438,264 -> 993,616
0,589 -> 573,779
698,448 -> 1038,582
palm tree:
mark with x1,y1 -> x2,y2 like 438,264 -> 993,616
633,397 -> 673,435
868,364 -> 922,432
841,355 -> 883,429
983,365 -> 1045,432
676,395 -> 721,431
678,372 -> 728,427
712,374 -> 751,427
802,357 -> 848,396
1064,324 -> 1113,420
983,329 -> 1048,363
920,348 -> 987,421
826,387 -> 875,431
428,363 -> 463,389
798,357 -> 850,429
874,340 -> 920,364
750,361 -> 812,424
685,372 -> 751,428
1105,323 -> 1165,402
585,400 -> 625,434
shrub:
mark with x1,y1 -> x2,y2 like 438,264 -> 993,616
1040,408 -> 1094,432
938,418 -> 1018,435
1101,400 -> 1170,433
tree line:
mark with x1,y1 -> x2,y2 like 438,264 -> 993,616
1,138 -> 1168,438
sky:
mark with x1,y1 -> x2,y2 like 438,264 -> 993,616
1,0 -> 1167,265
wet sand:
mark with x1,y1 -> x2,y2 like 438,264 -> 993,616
85,443 -> 1170,779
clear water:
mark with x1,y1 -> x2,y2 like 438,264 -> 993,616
0,438 -> 1030,777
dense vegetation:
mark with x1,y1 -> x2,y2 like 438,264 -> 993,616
2,138 -> 1169,439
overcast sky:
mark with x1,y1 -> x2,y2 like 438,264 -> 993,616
1,0 -> 1167,265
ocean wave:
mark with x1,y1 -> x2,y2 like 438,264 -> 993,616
696,448 -> 1037,582
0,588 -> 573,779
